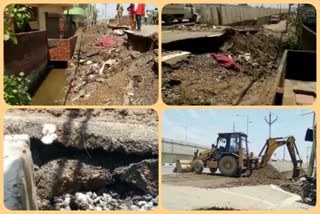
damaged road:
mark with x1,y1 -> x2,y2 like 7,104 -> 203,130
65,24 -> 158,105
162,24 -> 282,105
4,109 -> 158,210
162,164 -> 312,210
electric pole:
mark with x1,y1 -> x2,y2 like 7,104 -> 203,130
264,112 -> 278,139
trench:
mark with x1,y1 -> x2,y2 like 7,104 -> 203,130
29,137 -> 158,210
31,62 -> 69,105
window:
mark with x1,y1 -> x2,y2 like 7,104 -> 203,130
229,136 -> 240,152
216,137 -> 227,150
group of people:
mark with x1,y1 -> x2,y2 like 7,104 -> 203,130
116,3 -> 157,31
145,9 -> 158,25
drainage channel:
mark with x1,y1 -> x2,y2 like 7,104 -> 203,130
32,68 -> 68,105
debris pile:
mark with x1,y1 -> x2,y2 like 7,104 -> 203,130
65,24 -> 158,105
40,192 -> 158,211
162,25 -> 281,105
163,164 -> 298,194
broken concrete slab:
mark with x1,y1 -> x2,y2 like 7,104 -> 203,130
35,159 -> 113,200
107,24 -> 130,30
162,31 -> 224,44
114,159 -> 158,196
4,114 -> 158,155
124,25 -> 158,38
162,51 -> 191,67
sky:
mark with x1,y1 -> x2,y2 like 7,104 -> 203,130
162,109 -> 315,162
94,4 -> 157,20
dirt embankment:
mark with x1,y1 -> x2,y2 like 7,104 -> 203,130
162,25 -> 281,105
65,25 -> 158,105
4,109 -> 159,210
163,164 -> 298,193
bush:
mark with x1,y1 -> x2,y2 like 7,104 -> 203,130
4,72 -> 32,105
281,33 -> 299,50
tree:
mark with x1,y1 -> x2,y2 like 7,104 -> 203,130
3,4 -> 33,44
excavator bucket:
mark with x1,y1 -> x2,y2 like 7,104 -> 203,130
293,166 -> 307,179
173,160 -> 194,173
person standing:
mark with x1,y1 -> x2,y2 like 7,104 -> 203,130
116,4 -> 124,26
152,8 -> 158,25
127,3 -> 136,30
144,10 -> 149,25
135,3 -> 145,31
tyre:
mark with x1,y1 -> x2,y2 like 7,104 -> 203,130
193,160 -> 204,174
165,16 -> 174,25
190,14 -> 197,22
209,168 -> 217,174
218,156 -> 238,177
300,181 -> 316,205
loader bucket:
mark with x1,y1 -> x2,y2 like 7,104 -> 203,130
173,160 -> 194,173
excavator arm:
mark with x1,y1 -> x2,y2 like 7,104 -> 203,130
258,136 -> 305,178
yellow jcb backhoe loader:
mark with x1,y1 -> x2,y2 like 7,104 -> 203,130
174,133 -> 306,179
174,132 -> 256,177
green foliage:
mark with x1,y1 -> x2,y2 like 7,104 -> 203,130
4,4 -> 33,44
3,22 -> 17,44
281,33 -> 299,50
5,4 -> 33,31
4,72 -> 32,105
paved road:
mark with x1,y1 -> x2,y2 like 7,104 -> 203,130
263,20 -> 287,33
162,184 -> 313,210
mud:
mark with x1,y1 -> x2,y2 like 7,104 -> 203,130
65,25 -> 158,105
4,109 -> 158,210
162,26 -> 282,105
163,164 -> 297,193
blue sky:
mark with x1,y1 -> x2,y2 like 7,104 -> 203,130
94,4 -> 156,20
162,109 -> 315,162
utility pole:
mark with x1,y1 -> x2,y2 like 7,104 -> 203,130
236,114 -> 251,138
286,4 -> 292,32
233,121 -> 235,132
264,112 -> 278,139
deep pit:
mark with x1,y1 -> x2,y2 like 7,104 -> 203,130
4,109 -> 159,211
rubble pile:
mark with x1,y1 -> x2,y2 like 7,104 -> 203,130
65,24 -> 158,105
41,192 -> 158,211
162,26 -> 281,105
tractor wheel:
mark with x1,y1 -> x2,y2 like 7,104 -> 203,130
190,14 -> 198,22
219,156 -> 238,177
209,168 -> 217,174
193,160 -> 204,174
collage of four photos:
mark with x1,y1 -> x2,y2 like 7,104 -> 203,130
2,1 -> 317,211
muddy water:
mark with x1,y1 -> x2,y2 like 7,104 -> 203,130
32,69 -> 68,105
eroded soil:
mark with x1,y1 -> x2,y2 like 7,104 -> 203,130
162,25 -> 282,105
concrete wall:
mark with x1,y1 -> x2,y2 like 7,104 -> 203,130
4,30 -> 49,91
301,24 -> 316,51
4,135 -> 38,210
48,35 -> 78,61
162,138 -> 208,163
200,6 -> 285,25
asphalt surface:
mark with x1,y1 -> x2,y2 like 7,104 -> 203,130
162,184 -> 313,210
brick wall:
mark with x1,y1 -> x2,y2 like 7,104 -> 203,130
4,30 -> 49,76
48,35 -> 78,61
